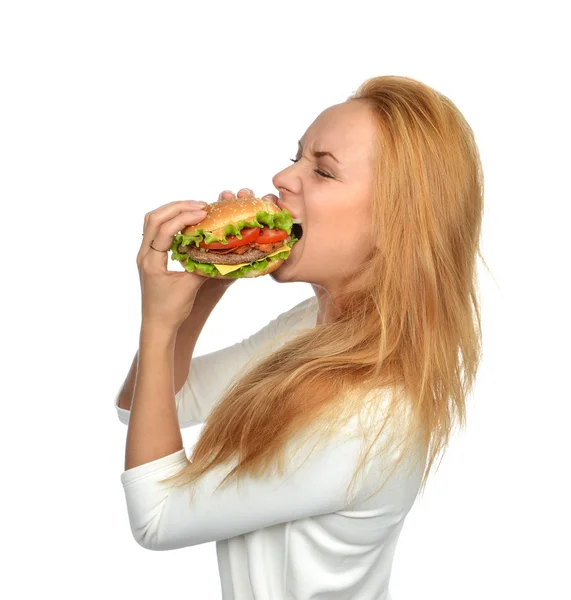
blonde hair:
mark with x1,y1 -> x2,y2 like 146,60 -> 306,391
160,75 -> 487,506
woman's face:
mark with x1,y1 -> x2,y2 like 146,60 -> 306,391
271,100 -> 376,294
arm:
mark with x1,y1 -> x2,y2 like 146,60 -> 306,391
119,296 -> 410,551
120,412 -> 376,551
170,296 -> 318,425
114,280 -> 234,426
115,296 -> 317,427
121,305 -> 373,538
124,326 -> 181,471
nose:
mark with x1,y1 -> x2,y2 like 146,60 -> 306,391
272,172 -> 283,193
272,168 -> 292,198
272,161 -> 302,211
272,175 -> 291,204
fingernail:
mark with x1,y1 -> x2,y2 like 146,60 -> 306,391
219,190 -> 232,200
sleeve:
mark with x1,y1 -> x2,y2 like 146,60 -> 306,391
170,315 -> 282,427
120,415 -> 372,551
114,299 -> 314,428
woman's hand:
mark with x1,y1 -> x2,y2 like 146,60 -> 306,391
138,188 -> 277,332
138,199 -> 211,332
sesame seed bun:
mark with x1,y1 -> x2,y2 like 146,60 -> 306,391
182,197 -> 281,239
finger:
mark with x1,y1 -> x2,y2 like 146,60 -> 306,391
142,200 -> 208,236
141,200 -> 208,257
262,193 -> 278,204
149,208 -> 208,252
237,188 -> 255,198
140,206 -> 207,264
140,209 -> 208,272
218,190 -> 236,201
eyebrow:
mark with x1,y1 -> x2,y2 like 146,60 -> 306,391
298,140 -> 340,164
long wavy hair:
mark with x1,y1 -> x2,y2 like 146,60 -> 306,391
160,75 -> 487,506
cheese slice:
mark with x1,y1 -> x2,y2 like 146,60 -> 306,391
212,245 -> 291,275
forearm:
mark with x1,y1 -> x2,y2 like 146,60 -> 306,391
125,326 -> 186,471
116,281 -> 229,412
173,281 -> 229,392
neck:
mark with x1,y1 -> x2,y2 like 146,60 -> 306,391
312,284 -> 339,325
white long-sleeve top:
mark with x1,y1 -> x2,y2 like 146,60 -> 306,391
115,297 -> 425,600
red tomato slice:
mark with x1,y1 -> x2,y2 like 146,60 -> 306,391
256,226 -> 288,244
199,227 -> 260,250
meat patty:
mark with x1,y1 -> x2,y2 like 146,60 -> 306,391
178,235 -> 291,265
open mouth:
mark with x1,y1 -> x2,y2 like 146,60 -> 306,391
292,223 -> 303,240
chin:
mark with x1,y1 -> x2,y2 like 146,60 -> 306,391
270,255 -> 313,285
269,264 -> 291,283
270,231 -> 311,283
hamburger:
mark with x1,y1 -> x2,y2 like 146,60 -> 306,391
170,197 -> 301,279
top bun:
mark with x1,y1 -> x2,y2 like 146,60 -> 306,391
182,197 -> 281,238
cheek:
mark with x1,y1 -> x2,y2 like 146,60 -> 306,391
307,210 -> 370,261
306,187 -> 372,240
305,215 -> 338,256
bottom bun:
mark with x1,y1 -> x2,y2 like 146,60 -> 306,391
192,257 -> 285,280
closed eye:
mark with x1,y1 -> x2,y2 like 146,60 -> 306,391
289,158 -> 334,179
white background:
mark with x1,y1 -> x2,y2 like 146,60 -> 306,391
1,1 -> 569,598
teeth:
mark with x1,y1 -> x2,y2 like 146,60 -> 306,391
292,218 -> 303,224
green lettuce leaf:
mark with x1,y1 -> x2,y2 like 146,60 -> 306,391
171,234 -> 299,278
170,209 -> 293,249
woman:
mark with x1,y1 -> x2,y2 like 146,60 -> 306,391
115,75 -> 485,599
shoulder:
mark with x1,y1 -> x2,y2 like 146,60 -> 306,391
271,295 -> 318,336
